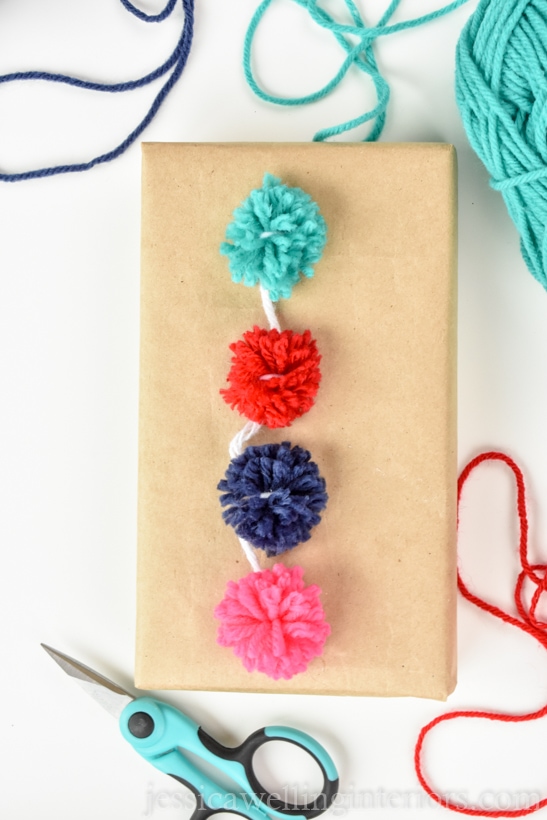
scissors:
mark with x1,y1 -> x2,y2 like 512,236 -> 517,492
42,645 -> 339,820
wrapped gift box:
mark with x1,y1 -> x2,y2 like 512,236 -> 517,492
135,142 -> 457,699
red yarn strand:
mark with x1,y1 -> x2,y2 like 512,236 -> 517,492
415,451 -> 547,818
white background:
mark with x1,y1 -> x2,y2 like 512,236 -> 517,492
3,1 -> 547,818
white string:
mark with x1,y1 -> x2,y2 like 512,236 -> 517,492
228,419 -> 262,459
260,285 -> 281,332
228,420 -> 263,571
237,536 -> 261,573
225,287 -> 281,572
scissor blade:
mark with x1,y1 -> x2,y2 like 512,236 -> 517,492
42,644 -> 134,720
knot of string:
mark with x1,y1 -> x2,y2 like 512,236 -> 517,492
244,0 -> 470,142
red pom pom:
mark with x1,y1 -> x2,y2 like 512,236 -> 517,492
214,563 -> 330,680
221,327 -> 321,429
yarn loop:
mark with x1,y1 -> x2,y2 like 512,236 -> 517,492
415,452 -> 547,817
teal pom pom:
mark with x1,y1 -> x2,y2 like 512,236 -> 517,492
220,173 -> 327,301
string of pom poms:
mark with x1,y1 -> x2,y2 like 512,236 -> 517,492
415,452 -> 547,818
244,0 -> 470,142
455,0 -> 547,293
213,173 -> 330,680
0,0 -> 194,182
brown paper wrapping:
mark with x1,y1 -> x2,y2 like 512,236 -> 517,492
136,142 -> 457,699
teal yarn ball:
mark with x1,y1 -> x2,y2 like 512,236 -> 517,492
456,0 -> 547,291
220,173 -> 327,301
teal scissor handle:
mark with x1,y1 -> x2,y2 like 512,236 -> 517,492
200,724 -> 339,818
120,697 -> 339,820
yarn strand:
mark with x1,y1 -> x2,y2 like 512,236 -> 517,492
237,536 -> 262,573
260,285 -> 282,332
415,452 -> 547,818
228,420 -> 262,460
119,0 -> 177,23
0,0 -> 194,181
244,0 -> 470,142
228,420 -> 264,570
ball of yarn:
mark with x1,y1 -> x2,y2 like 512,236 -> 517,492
456,0 -> 547,290
220,173 -> 327,300
218,441 -> 328,556
221,326 -> 322,428
214,563 -> 331,679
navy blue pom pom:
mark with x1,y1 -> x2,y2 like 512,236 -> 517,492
218,441 -> 328,556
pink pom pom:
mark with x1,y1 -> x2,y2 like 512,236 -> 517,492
214,563 -> 330,680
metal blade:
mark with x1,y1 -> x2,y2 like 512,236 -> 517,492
42,644 -> 134,720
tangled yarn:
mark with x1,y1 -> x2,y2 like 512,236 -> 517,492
218,441 -> 328,556
244,0 -> 470,142
214,563 -> 330,679
220,173 -> 327,300
415,452 -> 547,817
221,326 -> 321,428
456,0 -> 547,291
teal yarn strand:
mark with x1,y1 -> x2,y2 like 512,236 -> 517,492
456,0 -> 547,291
244,0 -> 470,142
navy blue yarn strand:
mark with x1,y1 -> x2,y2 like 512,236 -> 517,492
0,0 -> 194,182
119,0 -> 178,23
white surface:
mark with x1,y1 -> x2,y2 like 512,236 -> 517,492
2,1 -> 547,818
